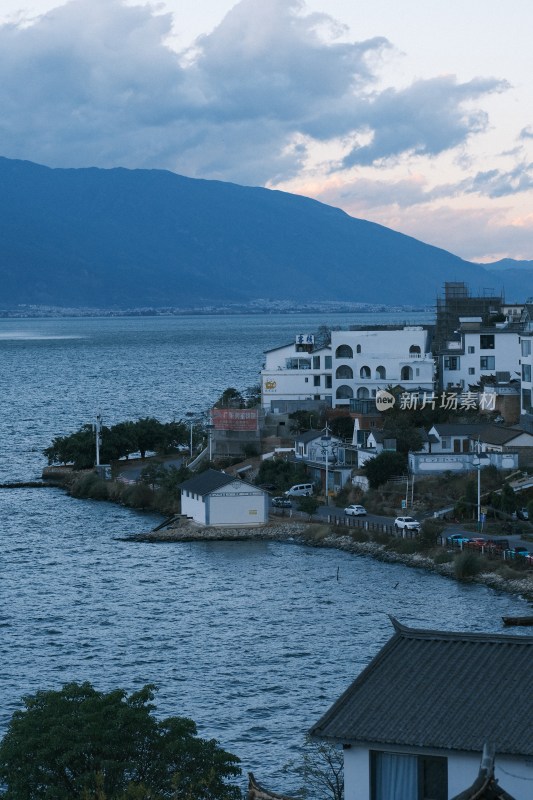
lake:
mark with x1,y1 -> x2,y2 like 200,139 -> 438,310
1,313 -> 530,794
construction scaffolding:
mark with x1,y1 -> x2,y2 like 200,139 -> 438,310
435,282 -> 504,349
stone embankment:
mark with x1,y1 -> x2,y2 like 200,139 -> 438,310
126,518 -> 533,602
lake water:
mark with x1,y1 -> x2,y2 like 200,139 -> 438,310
1,313 -> 531,794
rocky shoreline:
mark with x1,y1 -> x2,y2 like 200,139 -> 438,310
125,518 -> 533,604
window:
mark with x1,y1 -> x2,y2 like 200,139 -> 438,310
336,365 -> 354,379
375,366 -> 386,380
523,389 -> 532,412
360,365 -> 371,379
371,752 -> 447,800
523,364 -> 532,382
401,365 -> 413,381
468,345 -> 475,354
356,344 -> 362,354
325,375 -> 332,389
409,345 -> 421,355
313,375 -> 320,386
480,334 -> 495,349
313,356 -> 320,369
522,339 -> 532,357
444,356 -> 460,370
441,438 -> 449,449
468,367 -> 475,375
480,356 -> 495,370
336,384 -> 353,399
335,344 -> 353,359
324,355 -> 332,369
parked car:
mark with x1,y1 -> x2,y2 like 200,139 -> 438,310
284,483 -> 313,497
271,496 -> 292,508
486,538 -> 511,549
446,533 -> 471,546
466,537 -> 486,549
517,508 -> 529,521
506,546 -> 529,559
394,516 -> 421,532
344,504 -> 367,516
484,538 -> 511,552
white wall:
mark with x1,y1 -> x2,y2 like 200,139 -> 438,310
261,343 -> 332,409
343,746 -> 533,800
180,491 -> 207,524
206,482 -> 268,526
441,329 -> 521,390
331,327 -> 434,407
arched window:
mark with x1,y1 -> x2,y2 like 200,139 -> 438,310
357,387 -> 370,399
409,345 -> 421,355
336,365 -> 353,379
356,344 -> 362,354
360,365 -> 371,379
401,365 -> 413,381
335,344 -> 353,359
375,365 -> 386,380
336,384 -> 354,400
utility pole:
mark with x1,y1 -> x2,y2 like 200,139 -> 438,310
95,413 -> 102,467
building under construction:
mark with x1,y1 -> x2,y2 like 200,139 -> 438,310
434,282 -> 504,349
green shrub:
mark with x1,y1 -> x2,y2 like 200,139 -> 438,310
454,551 -> 481,580
349,528 -> 370,543
386,539 -> 422,554
433,551 -> 454,564
69,472 -> 109,501
121,482 -> 154,509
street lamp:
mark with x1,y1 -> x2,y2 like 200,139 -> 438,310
94,412 -> 102,467
206,420 -> 214,462
321,423 -> 335,506
472,447 -> 489,531
185,412 -> 196,459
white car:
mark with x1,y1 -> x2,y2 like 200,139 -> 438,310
344,504 -> 367,516
394,516 -> 421,531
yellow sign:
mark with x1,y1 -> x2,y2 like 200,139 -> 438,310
265,380 -> 277,390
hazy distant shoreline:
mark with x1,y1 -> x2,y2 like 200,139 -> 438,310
0,302 -> 434,319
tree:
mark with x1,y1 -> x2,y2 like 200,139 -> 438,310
288,735 -> 343,800
297,496 -> 320,519
133,418 -> 167,459
43,424 -> 95,470
363,451 -> 407,489
0,682 -> 241,800
214,388 -> 244,408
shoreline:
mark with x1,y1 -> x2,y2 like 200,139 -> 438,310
125,518 -> 533,605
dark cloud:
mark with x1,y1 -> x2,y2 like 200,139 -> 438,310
0,0 -> 511,183
341,76 -> 508,167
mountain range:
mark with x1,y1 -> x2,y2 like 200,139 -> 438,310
0,156 -> 531,310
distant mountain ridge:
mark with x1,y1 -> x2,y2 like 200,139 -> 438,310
0,156 -> 530,309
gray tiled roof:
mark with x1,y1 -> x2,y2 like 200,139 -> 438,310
310,618 -> 533,756
179,469 -> 235,496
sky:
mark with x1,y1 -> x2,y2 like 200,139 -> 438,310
1,0 -> 533,263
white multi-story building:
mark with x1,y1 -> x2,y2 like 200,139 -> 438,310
261,335 -> 332,411
438,318 -> 521,391
261,327 -> 435,411
331,326 -> 434,407
520,304 -> 533,431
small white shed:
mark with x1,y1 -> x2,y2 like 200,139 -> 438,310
179,469 -> 269,526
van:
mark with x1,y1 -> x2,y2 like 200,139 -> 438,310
285,483 -> 314,497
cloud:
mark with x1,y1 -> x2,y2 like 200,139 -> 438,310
520,126 -> 533,140
340,76 -> 509,167
0,0 -> 510,184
